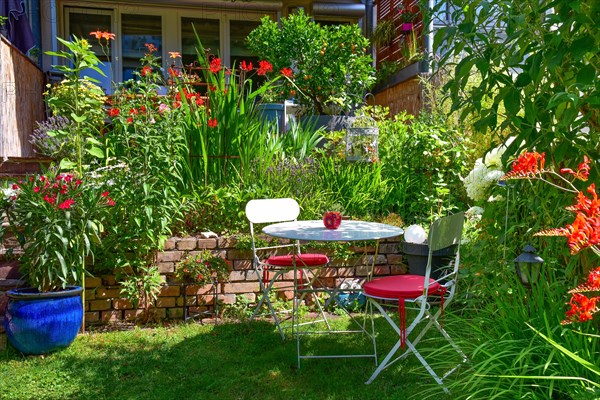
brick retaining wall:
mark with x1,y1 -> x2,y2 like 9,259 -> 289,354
0,234 -> 406,330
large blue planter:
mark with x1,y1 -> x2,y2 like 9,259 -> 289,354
4,286 -> 83,355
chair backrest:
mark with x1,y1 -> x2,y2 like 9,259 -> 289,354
426,212 -> 465,288
246,198 -> 300,224
428,212 -> 465,252
245,198 -> 302,265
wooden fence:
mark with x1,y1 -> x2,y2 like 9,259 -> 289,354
0,35 -> 45,169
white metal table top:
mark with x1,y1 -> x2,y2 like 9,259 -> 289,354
262,220 -> 404,242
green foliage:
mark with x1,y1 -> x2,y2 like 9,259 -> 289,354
2,171 -> 114,292
434,0 -> 600,170
379,111 -> 473,224
119,266 -> 163,322
45,36 -> 108,173
175,250 -> 231,286
247,11 -> 375,115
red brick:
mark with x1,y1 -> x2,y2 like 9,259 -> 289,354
197,294 -> 215,305
379,243 -> 400,254
223,282 -> 259,294
391,265 -> 408,275
197,238 -> 217,249
124,309 -> 144,321
101,275 -> 117,286
156,297 -> 177,308
373,265 -> 391,276
85,277 -> 102,288
89,299 -> 111,311
156,251 -> 183,263
113,298 -> 133,310
189,250 -> 225,258
221,293 -> 236,304
185,285 -> 214,296
85,312 -> 100,323
152,308 -> 167,319
101,310 -> 123,322
177,237 -> 197,250
163,238 -> 177,250
159,285 -> 180,297
234,260 -> 253,270
84,289 -> 96,300
178,295 -> 196,306
218,237 -> 237,248
227,249 -> 253,260
96,288 -> 121,299
229,270 -> 246,281
352,244 -> 377,253
387,254 -> 404,265
318,267 -> 354,278
157,262 -> 175,274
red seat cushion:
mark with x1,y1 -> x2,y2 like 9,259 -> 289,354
364,275 -> 442,299
265,253 -> 329,267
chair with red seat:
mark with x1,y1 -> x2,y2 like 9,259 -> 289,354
246,198 -> 329,339
364,212 -> 466,391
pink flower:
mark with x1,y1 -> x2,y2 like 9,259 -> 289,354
58,198 -> 75,210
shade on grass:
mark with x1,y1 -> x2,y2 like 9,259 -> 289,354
0,316 -> 459,400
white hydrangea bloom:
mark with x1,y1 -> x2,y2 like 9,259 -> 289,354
464,138 -> 514,202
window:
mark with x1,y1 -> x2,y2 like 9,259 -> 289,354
181,17 -> 220,67
66,8 -> 113,92
121,14 -> 162,81
229,20 -> 260,69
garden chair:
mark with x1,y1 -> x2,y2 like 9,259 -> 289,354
363,212 -> 466,391
246,198 -> 329,339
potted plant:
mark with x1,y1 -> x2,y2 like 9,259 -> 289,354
2,171 -> 115,354
397,4 -> 419,32
372,20 -> 396,48
246,10 -> 375,117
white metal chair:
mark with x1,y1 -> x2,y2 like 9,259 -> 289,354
246,198 -> 329,339
363,212 -> 466,391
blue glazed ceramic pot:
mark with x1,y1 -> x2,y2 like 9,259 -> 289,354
4,286 -> 83,355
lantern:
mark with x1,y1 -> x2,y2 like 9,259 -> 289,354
514,244 -> 544,287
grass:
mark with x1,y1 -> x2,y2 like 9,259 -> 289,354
0,315 -> 461,400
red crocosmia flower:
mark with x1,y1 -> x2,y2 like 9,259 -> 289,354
563,293 -> 599,324
58,199 -> 75,210
208,85 -> 217,92
108,107 -> 120,117
141,66 -> 152,76
43,194 -> 56,204
127,117 -> 134,124
197,274 -> 203,281
106,197 -> 116,206
240,60 -> 253,71
12,183 -> 19,190
63,174 -> 73,182
560,156 -> 591,181
257,60 -> 273,76
140,105 -> 147,113
195,97 -> 204,106
208,118 -> 218,128
60,185 -> 68,195
130,108 -> 139,116
101,191 -> 110,197
168,67 -> 180,77
502,151 -> 545,179
75,180 -> 82,186
33,186 -> 40,193
280,67 -> 293,77
144,43 -> 157,53
209,57 -> 221,73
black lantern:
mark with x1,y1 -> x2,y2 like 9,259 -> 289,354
514,244 -> 544,287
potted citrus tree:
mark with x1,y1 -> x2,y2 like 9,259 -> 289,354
247,10 -> 375,121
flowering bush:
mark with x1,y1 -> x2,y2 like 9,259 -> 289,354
175,250 -> 231,286
463,139 -> 513,202
2,171 -> 114,292
503,152 -> 599,324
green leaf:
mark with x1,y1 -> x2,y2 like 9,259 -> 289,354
515,72 -> 532,88
86,146 -> 105,159
503,88 -> 521,116
70,113 -> 87,123
576,64 -> 596,85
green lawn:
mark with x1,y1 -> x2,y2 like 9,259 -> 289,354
0,316 -> 458,400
